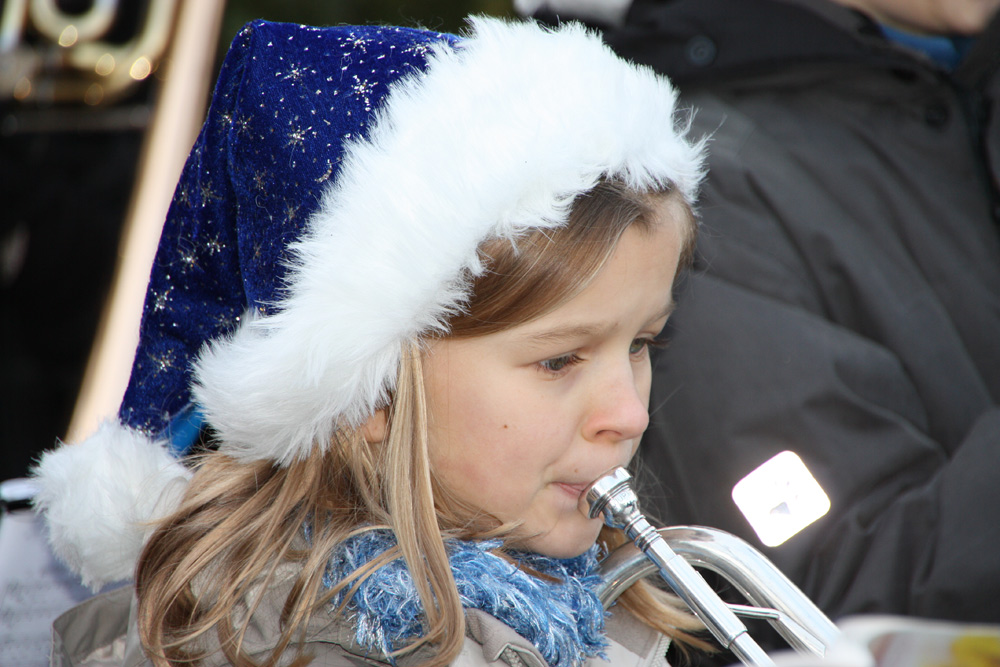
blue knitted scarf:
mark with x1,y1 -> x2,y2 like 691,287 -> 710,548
321,531 -> 608,666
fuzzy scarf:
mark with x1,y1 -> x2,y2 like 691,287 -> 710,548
321,531 -> 608,666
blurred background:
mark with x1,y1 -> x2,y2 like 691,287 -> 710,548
0,0 -> 514,482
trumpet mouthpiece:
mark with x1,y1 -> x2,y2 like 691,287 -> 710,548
580,466 -> 641,528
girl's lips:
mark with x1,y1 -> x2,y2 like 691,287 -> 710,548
555,482 -> 590,498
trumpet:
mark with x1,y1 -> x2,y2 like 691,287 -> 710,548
582,468 -> 840,667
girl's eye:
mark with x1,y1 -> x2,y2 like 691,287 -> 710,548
630,337 -> 667,357
538,353 -> 582,375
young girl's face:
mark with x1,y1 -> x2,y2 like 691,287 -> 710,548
422,205 -> 687,558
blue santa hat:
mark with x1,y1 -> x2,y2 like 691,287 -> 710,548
32,16 -> 706,589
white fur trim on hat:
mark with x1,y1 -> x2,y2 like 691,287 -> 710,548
32,422 -> 191,589
193,17 -> 706,464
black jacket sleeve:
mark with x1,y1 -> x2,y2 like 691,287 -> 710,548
645,271 -> 1000,621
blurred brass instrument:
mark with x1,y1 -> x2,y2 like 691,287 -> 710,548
1,0 -> 178,106
3,0 -> 226,441
584,467 -> 840,667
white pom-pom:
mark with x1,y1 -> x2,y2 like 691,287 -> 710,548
31,421 -> 191,590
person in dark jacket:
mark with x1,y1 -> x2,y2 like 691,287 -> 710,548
601,0 -> 1000,628
522,0 -> 1000,635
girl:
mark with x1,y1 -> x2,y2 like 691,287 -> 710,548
35,16 -> 709,667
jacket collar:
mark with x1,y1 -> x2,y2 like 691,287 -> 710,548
605,0 -> 998,87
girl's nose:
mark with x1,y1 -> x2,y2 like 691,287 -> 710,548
584,364 -> 650,444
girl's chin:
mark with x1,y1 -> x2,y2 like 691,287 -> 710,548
519,516 -> 604,559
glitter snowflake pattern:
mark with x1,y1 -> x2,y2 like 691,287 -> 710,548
286,124 -> 310,151
151,286 -> 174,312
283,64 -> 307,82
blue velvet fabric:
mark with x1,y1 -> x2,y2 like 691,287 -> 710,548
322,530 -> 609,666
119,21 -> 458,445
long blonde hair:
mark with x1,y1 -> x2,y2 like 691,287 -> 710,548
135,180 -> 708,666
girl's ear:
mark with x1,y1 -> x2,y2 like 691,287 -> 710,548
361,408 -> 389,444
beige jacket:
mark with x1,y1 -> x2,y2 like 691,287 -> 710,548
51,582 -> 672,667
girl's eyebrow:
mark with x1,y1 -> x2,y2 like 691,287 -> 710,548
520,324 -> 607,347
518,300 -> 676,347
